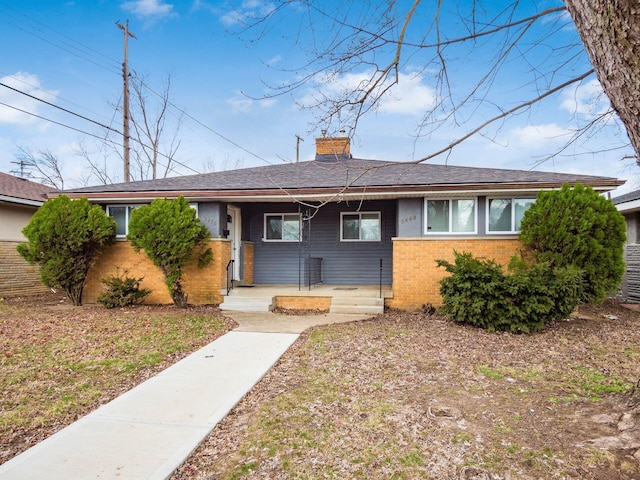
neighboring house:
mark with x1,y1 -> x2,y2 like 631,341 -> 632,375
0,172 -> 51,296
613,190 -> 640,302
57,136 -> 624,311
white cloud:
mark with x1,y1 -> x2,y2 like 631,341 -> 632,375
0,72 -> 58,126
220,1 -> 276,26
301,69 -> 437,117
510,123 -> 571,147
121,0 -> 174,18
226,92 -> 276,114
560,78 -> 611,117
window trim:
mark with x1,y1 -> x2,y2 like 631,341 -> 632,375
424,198 -> 477,235
263,213 -> 301,242
107,204 -> 142,238
486,197 -> 536,234
339,211 -> 382,242
107,202 -> 199,238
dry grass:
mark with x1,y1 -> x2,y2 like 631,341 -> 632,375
0,292 -> 234,462
174,301 -> 640,480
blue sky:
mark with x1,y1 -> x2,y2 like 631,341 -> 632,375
0,0 -> 637,195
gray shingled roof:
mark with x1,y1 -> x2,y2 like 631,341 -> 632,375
60,157 -> 622,198
0,172 -> 51,204
612,189 -> 640,205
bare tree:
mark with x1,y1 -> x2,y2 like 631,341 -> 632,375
13,146 -> 65,189
80,73 -> 184,184
76,141 -> 118,186
129,73 -> 184,180
236,1 -> 637,163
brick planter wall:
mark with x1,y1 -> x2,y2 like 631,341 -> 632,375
390,237 -> 522,311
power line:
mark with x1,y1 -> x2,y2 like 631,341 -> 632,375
133,74 -> 275,166
0,81 -> 121,134
1,6 -> 277,170
0,4 -> 121,75
0,100 -> 201,176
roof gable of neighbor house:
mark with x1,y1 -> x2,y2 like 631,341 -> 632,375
0,172 -> 51,206
613,189 -> 640,213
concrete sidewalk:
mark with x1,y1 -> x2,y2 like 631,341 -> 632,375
0,312 -> 371,480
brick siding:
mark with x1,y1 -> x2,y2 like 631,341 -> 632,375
275,296 -> 332,310
83,239 -> 232,305
243,241 -> 254,284
389,237 -> 522,311
0,241 -> 49,297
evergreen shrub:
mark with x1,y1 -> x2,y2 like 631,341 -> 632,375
127,196 -> 212,307
438,252 -> 584,333
17,195 -> 116,306
97,269 -> 151,308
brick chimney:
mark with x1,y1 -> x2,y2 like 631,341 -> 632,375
315,134 -> 351,162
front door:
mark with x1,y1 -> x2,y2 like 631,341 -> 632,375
227,205 -> 241,281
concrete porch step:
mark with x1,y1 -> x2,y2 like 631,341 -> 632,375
329,296 -> 384,315
220,295 -> 275,312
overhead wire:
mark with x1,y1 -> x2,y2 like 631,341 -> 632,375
0,84 -> 201,176
0,4 -> 275,171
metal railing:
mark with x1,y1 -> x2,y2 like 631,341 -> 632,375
379,258 -> 383,298
305,257 -> 323,290
226,259 -> 235,295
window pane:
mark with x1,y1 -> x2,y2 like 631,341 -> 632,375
282,214 -> 300,240
266,216 -> 282,240
514,199 -> 535,231
489,199 -> 512,232
452,199 -> 475,232
109,206 -> 127,236
342,214 -> 360,239
360,213 -> 380,240
427,200 -> 449,232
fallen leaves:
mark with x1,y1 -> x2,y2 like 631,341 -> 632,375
0,291 -> 234,463
174,301 -> 640,479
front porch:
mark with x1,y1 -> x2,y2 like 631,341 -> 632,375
219,284 -> 394,314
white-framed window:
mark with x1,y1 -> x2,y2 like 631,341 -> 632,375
425,198 -> 477,234
264,213 -> 301,241
340,212 -> 381,241
107,205 -> 140,237
487,198 -> 535,233
107,202 -> 199,238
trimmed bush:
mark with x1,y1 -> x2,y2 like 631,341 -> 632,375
519,183 -> 626,303
438,251 -> 584,333
127,197 -> 212,308
17,195 -> 116,306
97,269 -> 151,308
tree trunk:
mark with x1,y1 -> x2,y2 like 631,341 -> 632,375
565,0 -> 640,159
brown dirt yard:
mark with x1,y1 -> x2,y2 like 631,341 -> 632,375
2,293 -> 640,479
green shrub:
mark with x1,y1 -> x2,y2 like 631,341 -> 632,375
437,251 -> 584,333
97,269 -> 151,308
437,252 -> 511,331
17,195 -> 116,306
519,183 -> 626,303
127,197 -> 212,308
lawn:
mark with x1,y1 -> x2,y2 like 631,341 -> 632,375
0,292 -> 234,462
2,292 -> 639,478
173,301 -> 640,480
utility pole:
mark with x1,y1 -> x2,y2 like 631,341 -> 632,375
117,20 -> 136,182
295,134 -> 304,163
10,160 -> 30,178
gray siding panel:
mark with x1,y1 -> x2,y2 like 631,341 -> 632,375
250,201 -> 395,285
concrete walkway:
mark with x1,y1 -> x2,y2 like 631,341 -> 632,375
0,312 -> 371,480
